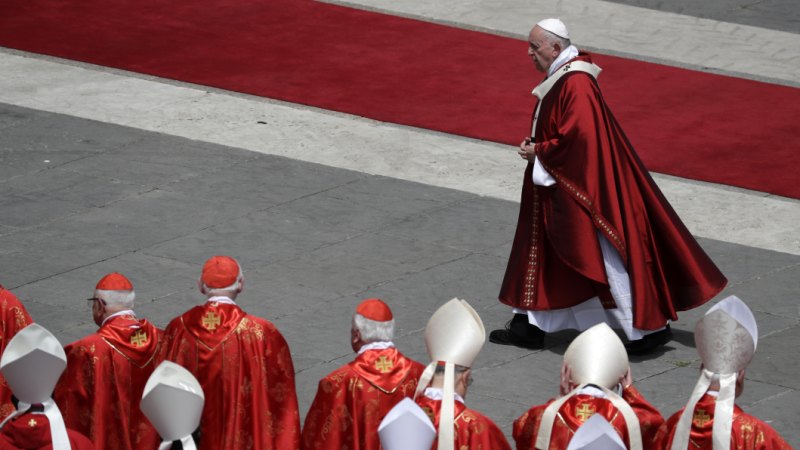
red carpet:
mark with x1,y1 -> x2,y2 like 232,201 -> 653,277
1,0 -> 798,198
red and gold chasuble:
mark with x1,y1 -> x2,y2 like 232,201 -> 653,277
499,53 -> 727,330
164,302 -> 300,450
54,314 -> 165,450
415,395 -> 512,450
0,412 -> 95,450
513,386 -> 664,450
654,394 -> 793,449
301,347 -> 425,450
0,286 -> 33,421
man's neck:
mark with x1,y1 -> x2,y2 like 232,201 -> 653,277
101,309 -> 136,326
547,45 -> 580,77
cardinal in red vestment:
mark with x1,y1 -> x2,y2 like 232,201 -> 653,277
654,296 -> 792,449
416,384 -> 511,450
164,256 -> 300,450
414,299 -> 512,450
53,272 -> 166,450
513,385 -> 663,450
493,18 -> 727,353
0,408 -> 94,450
301,298 -> 425,450
0,285 -> 33,421
654,394 -> 792,450
514,323 -> 663,450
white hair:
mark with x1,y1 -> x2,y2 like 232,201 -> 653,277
353,313 -> 395,343
96,289 -> 135,309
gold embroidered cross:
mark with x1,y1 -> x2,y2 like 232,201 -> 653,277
374,355 -> 393,373
575,403 -> 596,422
28,418 -> 37,427
130,330 -> 148,347
202,311 -> 221,331
693,409 -> 712,427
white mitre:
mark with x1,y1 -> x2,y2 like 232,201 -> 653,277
535,323 -> 641,450
414,298 -> 485,450
536,18 -> 570,39
141,361 -> 205,450
567,414 -> 627,450
378,398 -> 437,450
671,295 -> 758,450
0,323 -> 71,450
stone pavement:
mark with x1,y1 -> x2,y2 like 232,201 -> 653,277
1,0 -> 799,446
1,103 -> 798,445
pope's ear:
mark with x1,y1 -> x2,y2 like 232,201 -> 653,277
197,279 -> 207,294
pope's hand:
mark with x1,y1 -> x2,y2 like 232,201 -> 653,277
518,139 -> 536,161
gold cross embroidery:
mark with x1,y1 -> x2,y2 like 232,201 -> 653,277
692,409 -> 711,427
28,418 -> 37,427
422,406 -> 435,424
374,355 -> 394,373
202,311 -> 221,331
693,409 -> 712,427
130,330 -> 148,347
575,403 -> 596,423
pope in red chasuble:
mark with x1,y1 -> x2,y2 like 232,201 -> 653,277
164,256 -> 300,450
54,273 -> 166,450
495,18 -> 726,352
0,285 -> 33,421
301,299 -> 425,450
654,394 -> 792,450
513,385 -> 664,450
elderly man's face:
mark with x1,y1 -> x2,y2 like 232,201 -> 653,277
527,26 -> 560,73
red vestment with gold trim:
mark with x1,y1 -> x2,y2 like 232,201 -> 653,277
513,385 -> 664,450
499,53 -> 727,330
301,347 -> 424,450
164,301 -> 300,450
653,394 -> 792,449
415,395 -> 512,450
0,286 -> 33,421
53,314 -> 165,450
0,412 -> 95,450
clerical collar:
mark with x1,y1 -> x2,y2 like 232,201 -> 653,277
547,45 -> 580,77
424,387 -> 465,404
357,341 -> 395,355
206,296 -> 237,305
577,385 -> 607,398
101,309 -> 136,326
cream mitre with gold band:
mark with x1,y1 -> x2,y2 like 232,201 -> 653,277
413,298 -> 485,450
141,361 -> 205,450
0,323 -> 72,450
671,295 -> 757,450
535,323 -> 642,450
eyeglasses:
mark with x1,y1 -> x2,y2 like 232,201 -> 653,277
86,297 -> 106,309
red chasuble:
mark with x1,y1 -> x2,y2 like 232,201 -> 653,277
513,386 -> 664,450
0,412 -> 95,450
53,314 -> 166,450
499,53 -> 727,330
415,395 -> 512,450
301,347 -> 425,450
0,286 -> 33,421
164,301 -> 300,450
653,394 -> 792,449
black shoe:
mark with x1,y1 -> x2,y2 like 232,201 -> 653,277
625,325 -> 672,355
489,314 -> 545,350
